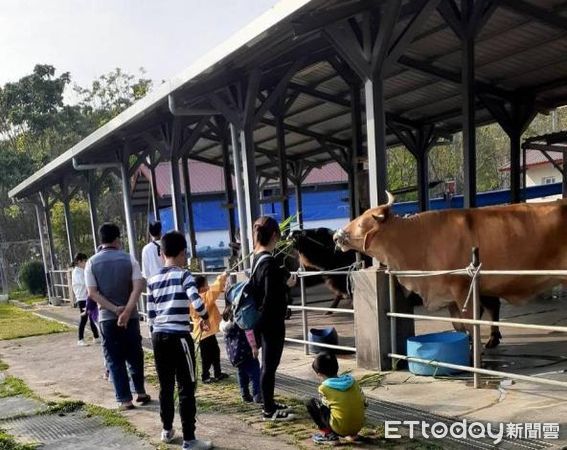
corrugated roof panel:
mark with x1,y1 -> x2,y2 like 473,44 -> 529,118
388,81 -> 458,114
483,37 -> 567,83
315,76 -> 349,95
287,101 -> 345,125
384,70 -> 436,98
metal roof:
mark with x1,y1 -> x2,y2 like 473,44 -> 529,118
10,0 -> 567,200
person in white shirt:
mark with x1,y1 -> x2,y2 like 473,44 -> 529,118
72,252 -> 100,346
141,221 -> 164,280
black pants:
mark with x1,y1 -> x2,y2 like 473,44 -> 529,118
77,300 -> 99,341
306,398 -> 332,432
152,332 -> 197,441
200,335 -> 221,381
260,330 -> 285,414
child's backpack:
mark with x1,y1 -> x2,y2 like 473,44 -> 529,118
225,254 -> 272,330
223,322 -> 252,367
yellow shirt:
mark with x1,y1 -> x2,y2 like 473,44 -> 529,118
319,375 -> 366,437
190,274 -> 226,342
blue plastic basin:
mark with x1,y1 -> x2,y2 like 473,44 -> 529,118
406,331 -> 469,376
308,327 -> 338,354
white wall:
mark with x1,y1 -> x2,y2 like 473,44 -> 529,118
526,164 -> 563,203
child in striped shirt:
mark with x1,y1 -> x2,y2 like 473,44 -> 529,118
147,231 -> 212,450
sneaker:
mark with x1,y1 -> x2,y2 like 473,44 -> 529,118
77,340 -> 88,346
213,373 -> 229,382
312,432 -> 339,445
118,402 -> 135,411
161,428 -> 175,443
182,439 -> 213,450
135,394 -> 151,405
262,409 -> 296,421
253,394 -> 263,404
93,338 -> 101,344
241,393 -> 253,403
274,402 -> 290,411
202,378 -> 213,385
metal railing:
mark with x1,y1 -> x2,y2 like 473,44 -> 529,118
387,248 -> 567,389
152,268 -> 360,354
49,269 -> 74,303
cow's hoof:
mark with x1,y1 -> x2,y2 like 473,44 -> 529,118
485,336 -> 501,349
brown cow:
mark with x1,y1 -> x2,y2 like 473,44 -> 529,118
333,192 -> 567,348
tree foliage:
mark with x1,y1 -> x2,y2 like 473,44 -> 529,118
0,64 -> 152,279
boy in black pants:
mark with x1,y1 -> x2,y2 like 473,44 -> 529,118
147,231 -> 212,450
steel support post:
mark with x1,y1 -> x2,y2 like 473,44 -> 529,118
43,204 -> 57,270
86,172 -> 99,251
34,203 -> 53,302
120,156 -> 137,259
170,156 -> 184,231
472,248 -> 481,389
61,182 -> 76,262
181,156 -> 198,258
462,1 -> 477,208
349,83 -> 363,219
364,77 -> 388,207
221,134 -> 237,255
240,126 -> 260,252
295,176 -> 304,229
230,124 -> 250,266
417,154 -> 429,211
150,165 -> 161,221
510,130 -> 522,203
275,112 -> 290,220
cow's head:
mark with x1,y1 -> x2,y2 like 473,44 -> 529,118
333,191 -> 395,255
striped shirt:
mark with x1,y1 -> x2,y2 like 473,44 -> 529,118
147,266 -> 208,334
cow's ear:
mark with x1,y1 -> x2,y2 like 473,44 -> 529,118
372,207 -> 390,223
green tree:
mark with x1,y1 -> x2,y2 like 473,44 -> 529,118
74,67 -> 153,127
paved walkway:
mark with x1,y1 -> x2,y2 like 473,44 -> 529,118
0,331 -> 298,449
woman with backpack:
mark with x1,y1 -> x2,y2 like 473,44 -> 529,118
250,216 -> 297,421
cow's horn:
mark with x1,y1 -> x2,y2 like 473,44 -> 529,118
385,191 -> 395,207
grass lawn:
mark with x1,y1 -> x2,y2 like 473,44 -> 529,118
0,303 -> 70,340
8,290 -> 47,306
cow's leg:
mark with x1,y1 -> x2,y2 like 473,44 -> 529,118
481,296 -> 502,349
447,302 -> 466,332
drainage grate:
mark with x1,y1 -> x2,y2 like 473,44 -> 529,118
3,412 -> 102,442
275,372 -> 554,450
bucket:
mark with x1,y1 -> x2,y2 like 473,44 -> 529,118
308,327 -> 338,354
406,331 -> 469,376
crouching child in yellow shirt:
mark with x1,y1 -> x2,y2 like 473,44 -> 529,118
307,353 -> 367,445
192,274 -> 229,383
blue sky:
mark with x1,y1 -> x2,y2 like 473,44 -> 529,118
0,0 -> 279,88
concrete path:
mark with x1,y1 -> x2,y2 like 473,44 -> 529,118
0,332 -> 298,449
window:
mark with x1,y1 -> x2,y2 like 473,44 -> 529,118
542,176 -> 556,185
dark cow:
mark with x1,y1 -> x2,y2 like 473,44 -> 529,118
288,228 -> 367,310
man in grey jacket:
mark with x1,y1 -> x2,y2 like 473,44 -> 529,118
85,223 -> 150,410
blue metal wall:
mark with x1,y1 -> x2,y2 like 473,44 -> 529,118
157,182 -> 563,233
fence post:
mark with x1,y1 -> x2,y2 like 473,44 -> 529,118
67,269 -> 74,304
299,269 -> 309,355
388,270 -> 397,370
472,247 -> 481,389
